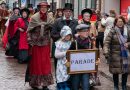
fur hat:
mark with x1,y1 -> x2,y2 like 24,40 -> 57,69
81,8 -> 93,18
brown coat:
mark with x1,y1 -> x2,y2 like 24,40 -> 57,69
103,26 -> 130,74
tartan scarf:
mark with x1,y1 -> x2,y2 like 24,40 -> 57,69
115,26 -> 129,73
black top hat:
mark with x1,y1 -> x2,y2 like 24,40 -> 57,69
13,7 -> 20,11
63,3 -> 73,11
27,4 -> 33,8
20,8 -> 30,16
81,8 -> 93,17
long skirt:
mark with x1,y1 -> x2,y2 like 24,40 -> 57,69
28,45 -> 54,87
2,27 -> 8,48
18,49 -> 28,62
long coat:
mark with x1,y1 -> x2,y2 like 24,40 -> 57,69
14,18 -> 30,50
103,26 -> 130,74
51,17 -> 78,42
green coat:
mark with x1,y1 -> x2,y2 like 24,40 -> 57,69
103,26 -> 130,74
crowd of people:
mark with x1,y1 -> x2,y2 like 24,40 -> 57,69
0,1 -> 130,90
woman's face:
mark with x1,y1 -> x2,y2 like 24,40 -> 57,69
22,12 -> 27,18
83,13 -> 91,22
14,9 -> 19,16
58,11 -> 62,17
64,34 -> 72,41
40,6 -> 48,13
116,18 -> 124,27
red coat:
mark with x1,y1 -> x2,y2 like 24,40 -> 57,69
14,18 -> 30,50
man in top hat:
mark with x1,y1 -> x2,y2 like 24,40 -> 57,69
51,3 -> 78,42
51,3 -> 78,78
0,1 -> 9,38
27,1 -> 54,89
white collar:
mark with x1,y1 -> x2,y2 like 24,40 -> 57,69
63,15 -> 72,20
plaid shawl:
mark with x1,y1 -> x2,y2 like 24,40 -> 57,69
115,26 -> 129,73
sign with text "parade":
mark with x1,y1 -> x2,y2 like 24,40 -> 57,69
67,49 -> 98,74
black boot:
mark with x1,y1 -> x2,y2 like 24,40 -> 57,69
122,86 -> 127,90
114,86 -> 119,90
122,73 -> 128,90
31,86 -> 40,90
43,86 -> 49,90
113,74 -> 119,90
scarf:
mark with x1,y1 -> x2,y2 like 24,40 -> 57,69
40,11 -> 47,21
115,26 -> 129,73
76,36 -> 91,49
10,15 -> 19,21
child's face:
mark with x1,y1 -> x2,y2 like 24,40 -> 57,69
64,34 -> 72,41
78,30 -> 90,38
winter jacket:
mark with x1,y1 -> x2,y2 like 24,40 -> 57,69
103,26 -> 130,74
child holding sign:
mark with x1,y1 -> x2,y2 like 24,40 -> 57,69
55,26 -> 72,90
69,24 -> 92,90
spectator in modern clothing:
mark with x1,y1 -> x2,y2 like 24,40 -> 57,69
104,16 -> 130,90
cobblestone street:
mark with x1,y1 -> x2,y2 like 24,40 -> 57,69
1,47 -> 130,90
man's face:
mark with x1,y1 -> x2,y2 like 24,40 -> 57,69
63,9 -> 72,19
40,6 -> 48,13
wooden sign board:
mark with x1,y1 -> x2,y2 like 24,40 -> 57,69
66,49 -> 99,74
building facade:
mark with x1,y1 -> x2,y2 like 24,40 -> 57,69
101,0 -> 120,14
58,0 -> 97,19
120,0 -> 130,18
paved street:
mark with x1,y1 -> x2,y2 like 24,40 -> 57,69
0,47 -> 129,90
